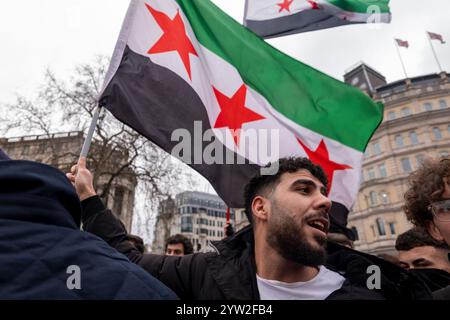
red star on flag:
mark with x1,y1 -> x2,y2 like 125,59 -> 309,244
213,84 -> 266,147
297,138 -> 352,194
145,4 -> 198,80
307,0 -> 320,10
277,0 -> 294,13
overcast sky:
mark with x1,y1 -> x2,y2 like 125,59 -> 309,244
1,0 -> 449,107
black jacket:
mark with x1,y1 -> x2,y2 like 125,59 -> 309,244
82,195 -> 432,300
0,160 -> 177,299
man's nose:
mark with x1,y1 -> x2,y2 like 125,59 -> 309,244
314,192 -> 332,213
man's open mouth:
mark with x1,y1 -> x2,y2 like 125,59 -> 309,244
307,218 -> 329,233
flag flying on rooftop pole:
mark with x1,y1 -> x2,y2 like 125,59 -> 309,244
99,0 -> 383,224
426,31 -> 445,73
395,38 -> 409,48
427,31 -> 445,44
394,38 -> 409,79
244,0 -> 391,38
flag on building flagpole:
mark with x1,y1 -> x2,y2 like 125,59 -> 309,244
244,0 -> 391,38
427,31 -> 445,44
99,0 -> 383,225
426,31 -> 445,73
395,38 -> 409,48
394,38 -> 409,79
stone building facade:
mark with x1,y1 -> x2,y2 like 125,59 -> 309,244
345,64 -> 450,255
152,191 -> 235,254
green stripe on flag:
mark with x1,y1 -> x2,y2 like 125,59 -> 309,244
176,0 -> 384,152
327,0 -> 391,14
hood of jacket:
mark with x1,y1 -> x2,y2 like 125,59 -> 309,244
0,160 -> 81,228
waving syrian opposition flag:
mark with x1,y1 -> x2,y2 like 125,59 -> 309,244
99,0 -> 383,225
244,0 -> 391,38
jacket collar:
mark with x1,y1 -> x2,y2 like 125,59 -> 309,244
207,226 -> 259,299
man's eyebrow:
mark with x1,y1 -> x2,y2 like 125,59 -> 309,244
291,179 -> 316,188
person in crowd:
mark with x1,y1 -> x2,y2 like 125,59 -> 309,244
165,234 -> 193,256
404,157 -> 450,246
68,156 -> 432,300
0,149 -> 176,299
128,234 -> 146,254
395,227 -> 450,295
403,157 -> 450,299
223,222 -> 234,238
396,227 -> 450,273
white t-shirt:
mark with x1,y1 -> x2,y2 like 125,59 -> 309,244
256,266 -> 345,300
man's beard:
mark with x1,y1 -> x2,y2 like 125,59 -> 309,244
266,199 -> 327,267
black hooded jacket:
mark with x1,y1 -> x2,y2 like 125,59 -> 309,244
0,160 -> 177,299
81,195 -> 432,300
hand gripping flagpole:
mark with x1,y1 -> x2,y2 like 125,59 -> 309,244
80,105 -> 102,158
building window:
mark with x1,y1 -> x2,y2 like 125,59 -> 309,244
439,100 -> 447,109
376,218 -> 386,236
409,131 -> 419,145
424,102 -> 433,111
350,227 -> 359,241
113,187 -> 125,216
378,164 -> 387,178
401,107 -> 411,116
433,127 -> 442,140
369,191 -> 377,206
387,111 -> 396,120
380,192 -> 389,204
416,155 -> 425,166
372,142 -> 381,155
395,135 -> 404,147
389,222 -> 396,235
401,158 -> 412,173
181,216 -> 193,233
367,168 -> 376,180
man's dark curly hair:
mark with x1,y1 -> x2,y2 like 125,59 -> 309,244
395,227 -> 449,251
165,234 -> 194,254
244,157 -> 328,223
403,157 -> 450,227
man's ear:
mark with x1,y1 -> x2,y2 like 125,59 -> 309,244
427,221 -> 445,242
252,195 -> 269,222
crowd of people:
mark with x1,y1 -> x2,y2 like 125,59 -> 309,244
0,147 -> 449,299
